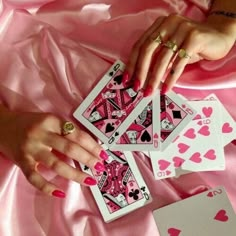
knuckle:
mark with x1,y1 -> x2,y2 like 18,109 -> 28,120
166,13 -> 179,22
50,160 -> 62,172
178,21 -> 192,31
188,28 -> 202,42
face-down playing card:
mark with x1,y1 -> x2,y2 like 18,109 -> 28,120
160,91 -> 196,151
73,60 -> 152,148
80,147 -> 151,223
153,186 -> 236,236
111,91 -> 160,151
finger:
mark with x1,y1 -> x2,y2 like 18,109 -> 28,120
162,33 -> 200,92
64,127 -> 108,161
36,150 -> 97,186
124,16 -> 165,85
148,21 -> 193,93
20,159 -> 66,198
134,14 -> 186,93
44,118 -> 108,161
44,133 -> 105,172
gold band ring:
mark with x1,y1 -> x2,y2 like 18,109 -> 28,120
178,49 -> 191,59
163,41 -> 178,52
62,121 -> 75,136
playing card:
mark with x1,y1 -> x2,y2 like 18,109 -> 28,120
160,92 -> 196,151
150,100 -> 225,180
80,146 -> 151,223
73,60 -> 152,148
204,94 -> 236,146
153,186 -> 236,236
111,91 -> 160,151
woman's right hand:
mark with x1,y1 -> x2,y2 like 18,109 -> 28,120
0,106 -> 108,198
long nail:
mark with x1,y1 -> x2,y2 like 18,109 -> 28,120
99,150 -> 108,160
133,80 -> 140,92
94,162 -> 106,172
122,71 -> 129,84
143,85 -> 153,97
84,177 -> 97,186
52,190 -> 66,198
161,83 -> 168,95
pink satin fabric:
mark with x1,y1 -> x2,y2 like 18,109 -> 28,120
0,0 -> 236,235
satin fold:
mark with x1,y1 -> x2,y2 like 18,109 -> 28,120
0,1 -> 236,236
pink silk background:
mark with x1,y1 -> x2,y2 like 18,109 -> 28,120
0,0 -> 236,235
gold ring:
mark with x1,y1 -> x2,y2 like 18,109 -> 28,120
163,40 -> 178,52
151,32 -> 162,44
178,49 -> 191,59
62,121 -> 75,136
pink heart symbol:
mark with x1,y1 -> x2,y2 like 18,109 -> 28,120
214,209 -> 229,222
202,107 -> 213,117
168,228 -> 181,236
158,160 -> 171,170
154,133 -> 159,139
198,125 -> 210,136
204,149 -> 216,160
173,157 -> 185,167
166,170 -> 171,176
189,152 -> 201,163
222,122 -> 233,133
197,120 -> 202,126
207,192 -> 213,198
177,143 -> 190,154
193,114 -> 202,120
184,128 -> 196,139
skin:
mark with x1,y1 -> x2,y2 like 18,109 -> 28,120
1,0 -> 236,197
124,0 -> 236,95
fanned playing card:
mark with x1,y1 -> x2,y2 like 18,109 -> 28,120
160,92 -> 196,150
73,60 -> 152,148
150,100 -> 225,180
153,186 -> 236,235
80,146 -> 151,223
111,91 -> 160,151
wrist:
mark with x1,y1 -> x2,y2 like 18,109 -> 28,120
206,13 -> 236,45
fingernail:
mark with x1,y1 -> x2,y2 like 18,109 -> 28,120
231,140 -> 236,145
84,176 -> 97,186
143,85 -> 153,97
52,190 -> 66,198
161,83 -> 168,95
99,150 -> 108,160
133,80 -> 140,92
94,162 -> 106,172
122,71 -> 129,84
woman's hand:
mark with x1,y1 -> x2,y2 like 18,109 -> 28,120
0,107 -> 108,198
123,13 -> 236,95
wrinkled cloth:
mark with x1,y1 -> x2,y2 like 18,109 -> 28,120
0,0 -> 236,236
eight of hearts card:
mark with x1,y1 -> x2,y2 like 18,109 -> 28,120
73,60 -> 153,148
80,147 -> 151,223
111,91 -> 161,151
150,100 -> 225,180
153,186 -> 236,236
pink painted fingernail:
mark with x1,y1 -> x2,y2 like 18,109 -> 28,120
122,71 -> 129,84
161,83 -> 168,95
231,140 -> 236,145
99,150 -> 108,160
84,177 -> 97,186
133,79 -> 141,92
52,190 -> 66,198
143,85 -> 153,97
94,162 -> 106,172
